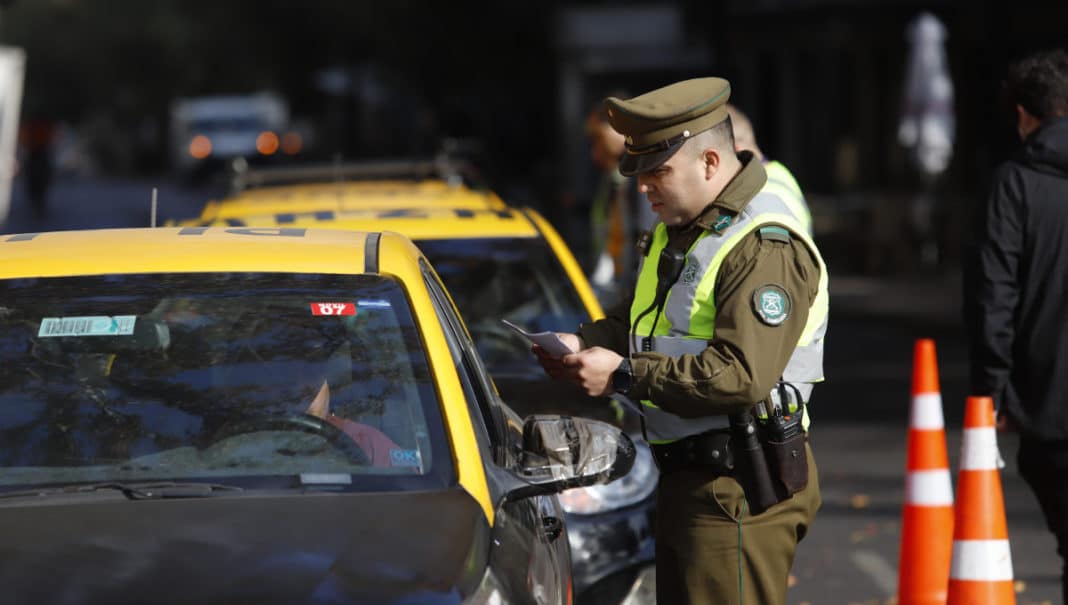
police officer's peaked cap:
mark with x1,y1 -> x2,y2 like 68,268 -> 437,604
605,77 -> 731,176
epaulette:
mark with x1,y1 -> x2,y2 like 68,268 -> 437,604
758,226 -> 792,243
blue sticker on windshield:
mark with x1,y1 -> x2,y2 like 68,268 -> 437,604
390,449 -> 421,467
38,315 -> 137,337
357,300 -> 391,309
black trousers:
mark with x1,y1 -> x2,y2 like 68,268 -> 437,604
1017,439 -> 1068,603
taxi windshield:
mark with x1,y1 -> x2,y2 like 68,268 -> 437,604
417,237 -> 591,371
0,272 -> 451,492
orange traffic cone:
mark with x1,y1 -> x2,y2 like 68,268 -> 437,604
947,396 -> 1015,604
897,338 -> 955,605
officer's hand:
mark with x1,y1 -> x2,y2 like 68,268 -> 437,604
560,346 -> 623,397
531,333 -> 584,381
555,332 -> 584,353
995,409 -> 1017,433
533,344 -> 569,381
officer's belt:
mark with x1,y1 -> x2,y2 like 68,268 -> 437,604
650,429 -> 734,475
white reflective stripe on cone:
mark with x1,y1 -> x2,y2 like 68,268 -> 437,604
905,469 -> 954,506
960,427 -> 1000,471
950,539 -> 1014,581
910,393 -> 945,429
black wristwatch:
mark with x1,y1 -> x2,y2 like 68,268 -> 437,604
612,357 -> 634,396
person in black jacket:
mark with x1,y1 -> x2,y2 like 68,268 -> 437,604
965,47 -> 1068,601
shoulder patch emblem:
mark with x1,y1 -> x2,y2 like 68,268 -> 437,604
752,284 -> 792,326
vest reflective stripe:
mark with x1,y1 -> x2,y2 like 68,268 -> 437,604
765,161 -> 812,236
629,190 -> 829,443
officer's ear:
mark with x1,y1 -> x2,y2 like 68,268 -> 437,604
702,148 -> 721,180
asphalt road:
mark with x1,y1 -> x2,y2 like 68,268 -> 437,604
2,176 -> 1060,604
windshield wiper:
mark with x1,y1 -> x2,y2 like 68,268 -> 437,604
0,481 -> 244,501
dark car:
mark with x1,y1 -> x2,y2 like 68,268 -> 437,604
0,226 -> 635,604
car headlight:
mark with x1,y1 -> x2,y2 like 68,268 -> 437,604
557,440 -> 657,514
463,567 -> 505,605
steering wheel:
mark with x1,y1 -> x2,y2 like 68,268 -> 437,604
211,413 -> 371,465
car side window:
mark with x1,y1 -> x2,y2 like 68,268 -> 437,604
421,259 -> 505,457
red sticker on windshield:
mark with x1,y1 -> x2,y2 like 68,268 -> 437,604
310,303 -> 356,316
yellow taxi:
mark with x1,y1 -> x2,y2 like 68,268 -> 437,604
176,161 -> 660,604
0,227 -> 634,604
180,163 -> 610,417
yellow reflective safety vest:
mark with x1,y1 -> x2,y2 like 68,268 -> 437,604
764,160 -> 813,236
627,190 -> 829,443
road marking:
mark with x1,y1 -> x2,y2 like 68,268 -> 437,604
851,549 -> 897,597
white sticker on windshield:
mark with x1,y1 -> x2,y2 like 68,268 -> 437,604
299,473 -> 353,485
38,315 -> 137,338
356,299 -> 391,309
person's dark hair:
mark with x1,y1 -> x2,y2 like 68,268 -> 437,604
1003,48 -> 1068,120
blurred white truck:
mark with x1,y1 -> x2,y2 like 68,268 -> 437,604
169,92 -> 289,178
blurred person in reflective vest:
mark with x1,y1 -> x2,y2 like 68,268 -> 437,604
585,93 -> 657,308
726,103 -> 813,235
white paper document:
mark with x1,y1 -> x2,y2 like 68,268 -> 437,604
501,319 -> 574,358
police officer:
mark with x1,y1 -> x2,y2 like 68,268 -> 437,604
534,77 -> 827,604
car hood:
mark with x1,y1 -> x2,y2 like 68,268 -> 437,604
0,486 -> 488,605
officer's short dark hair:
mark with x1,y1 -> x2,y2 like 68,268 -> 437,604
1003,48 -> 1068,120
710,115 -> 736,152
687,115 -> 736,160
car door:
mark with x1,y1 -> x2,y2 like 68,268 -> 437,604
421,258 -> 572,604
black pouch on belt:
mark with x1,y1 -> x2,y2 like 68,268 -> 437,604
651,430 -> 734,475
762,384 -> 809,497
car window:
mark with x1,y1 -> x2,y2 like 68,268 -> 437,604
0,272 -> 452,491
416,237 -> 591,372
189,116 -> 269,132
420,259 -> 504,455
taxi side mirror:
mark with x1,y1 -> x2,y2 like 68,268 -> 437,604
503,415 -> 635,502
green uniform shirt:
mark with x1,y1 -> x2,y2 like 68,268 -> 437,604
578,154 -> 822,417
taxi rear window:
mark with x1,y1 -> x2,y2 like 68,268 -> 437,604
417,237 -> 590,370
0,272 -> 451,491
